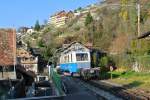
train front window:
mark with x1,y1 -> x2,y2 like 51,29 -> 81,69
76,53 -> 88,61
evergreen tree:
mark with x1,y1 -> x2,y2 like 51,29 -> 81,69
34,20 -> 40,31
85,12 -> 93,26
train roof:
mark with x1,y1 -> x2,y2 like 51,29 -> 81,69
60,42 -> 90,54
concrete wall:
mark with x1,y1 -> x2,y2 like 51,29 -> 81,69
0,72 -> 16,80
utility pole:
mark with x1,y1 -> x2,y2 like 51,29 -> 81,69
137,0 -> 141,70
137,0 -> 141,50
13,27 -> 16,79
137,1 -> 140,37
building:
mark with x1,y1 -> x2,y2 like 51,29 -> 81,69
27,28 -> 35,34
17,48 -> 38,74
0,29 -> 16,79
30,48 -> 47,73
48,10 -> 74,27
18,27 -> 29,33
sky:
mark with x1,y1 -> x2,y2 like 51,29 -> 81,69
0,0 -> 99,28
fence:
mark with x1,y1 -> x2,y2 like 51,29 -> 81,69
137,55 -> 150,72
111,54 -> 150,72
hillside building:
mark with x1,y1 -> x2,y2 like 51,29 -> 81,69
0,29 -> 16,80
17,48 -> 38,74
48,10 -> 74,27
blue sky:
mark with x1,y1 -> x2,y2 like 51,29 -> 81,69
0,0 -> 98,28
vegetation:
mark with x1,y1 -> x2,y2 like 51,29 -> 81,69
85,12 -> 93,26
34,20 -> 41,31
109,71 -> 150,91
24,0 -> 150,72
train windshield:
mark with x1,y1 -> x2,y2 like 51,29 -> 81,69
76,53 -> 88,61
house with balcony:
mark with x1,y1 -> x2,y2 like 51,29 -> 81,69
17,48 -> 38,74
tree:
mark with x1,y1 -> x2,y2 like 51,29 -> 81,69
77,7 -> 82,11
34,20 -> 40,31
85,12 -> 93,26
38,39 -> 45,47
119,0 -> 129,21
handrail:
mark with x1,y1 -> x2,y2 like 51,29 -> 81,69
49,65 -> 66,96
8,95 -> 65,100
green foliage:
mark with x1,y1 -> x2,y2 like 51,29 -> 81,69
99,56 -> 109,67
26,41 -> 31,48
140,7 -> 149,24
42,47 -> 53,60
74,7 -> 82,13
119,0 -> 129,21
85,12 -> 93,26
91,52 -> 97,67
77,7 -> 82,11
31,32 -> 39,39
24,0 -> 150,72
34,20 -> 41,31
74,26 -> 80,31
38,39 -> 45,47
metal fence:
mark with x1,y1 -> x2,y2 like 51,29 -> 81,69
49,65 -> 65,96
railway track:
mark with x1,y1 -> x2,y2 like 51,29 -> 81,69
71,77 -> 123,100
61,76 -> 122,100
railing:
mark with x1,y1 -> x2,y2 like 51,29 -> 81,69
49,65 -> 65,96
137,55 -> 150,72
8,95 -> 65,100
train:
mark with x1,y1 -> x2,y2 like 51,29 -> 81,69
58,42 -> 101,80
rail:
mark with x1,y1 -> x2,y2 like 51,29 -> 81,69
8,95 -> 65,100
49,65 -> 65,96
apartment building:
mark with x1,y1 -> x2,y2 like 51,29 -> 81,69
48,10 -> 74,27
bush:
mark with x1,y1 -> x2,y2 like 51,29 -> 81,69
99,56 -> 116,71
99,56 -> 109,67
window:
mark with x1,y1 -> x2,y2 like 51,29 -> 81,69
0,66 -> 2,72
76,53 -> 88,61
71,54 -> 72,62
64,56 -> 67,63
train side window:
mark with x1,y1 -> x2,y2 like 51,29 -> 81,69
71,54 -> 72,62
76,53 -> 88,61
0,66 -> 2,72
68,55 -> 69,62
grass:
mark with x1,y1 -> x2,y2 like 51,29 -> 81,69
107,71 -> 150,91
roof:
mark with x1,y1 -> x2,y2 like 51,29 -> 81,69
138,31 -> 150,39
51,10 -> 66,17
30,48 -> 41,56
0,29 -> 16,66
60,42 -> 89,54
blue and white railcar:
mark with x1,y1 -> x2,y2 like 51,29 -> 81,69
59,42 -> 91,73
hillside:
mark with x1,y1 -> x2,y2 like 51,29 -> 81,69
23,0 -> 150,71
